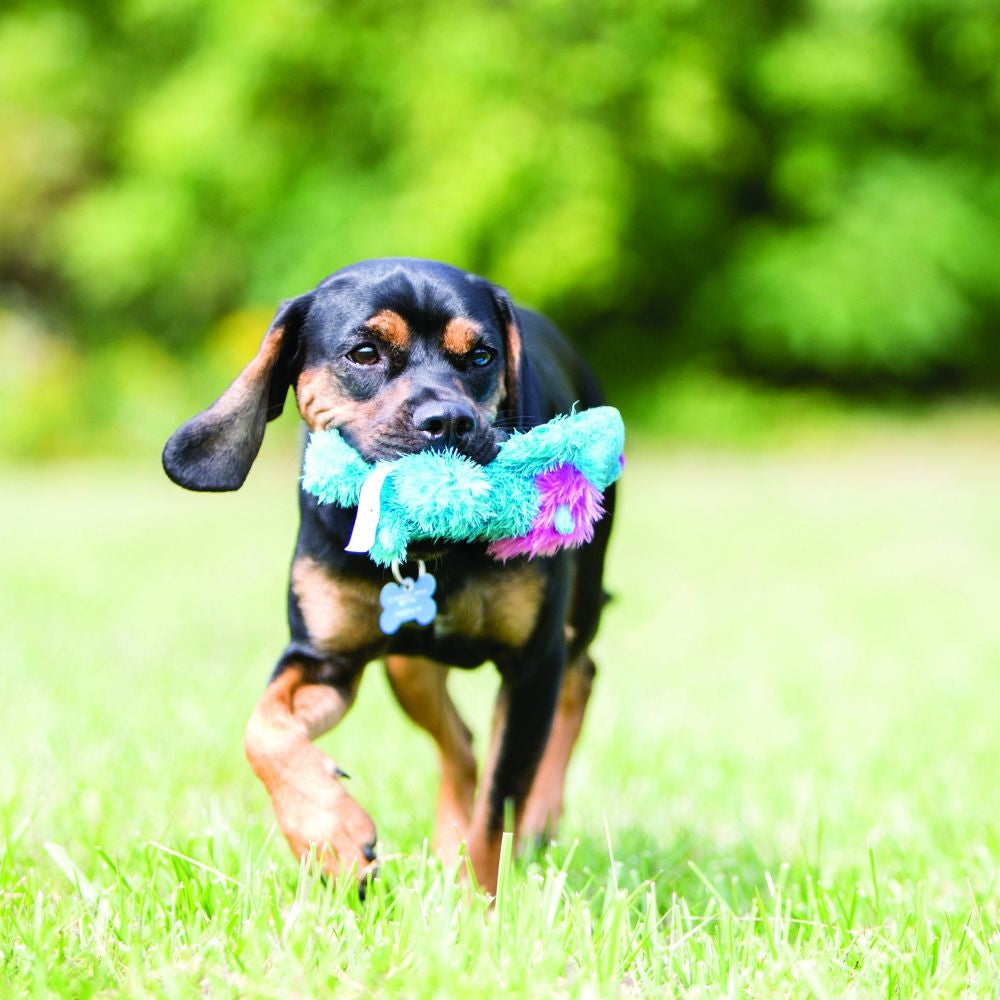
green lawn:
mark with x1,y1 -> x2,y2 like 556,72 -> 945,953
2,423 -> 999,997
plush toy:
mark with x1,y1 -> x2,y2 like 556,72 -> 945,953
301,405 -> 625,567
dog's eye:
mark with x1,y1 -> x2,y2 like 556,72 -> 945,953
347,343 -> 380,366
467,348 -> 495,368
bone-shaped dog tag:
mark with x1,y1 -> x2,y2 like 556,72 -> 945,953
379,570 -> 437,635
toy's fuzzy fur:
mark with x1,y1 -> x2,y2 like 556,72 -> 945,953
302,405 -> 624,566
486,464 -> 605,561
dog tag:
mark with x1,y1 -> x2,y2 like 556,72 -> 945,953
345,465 -> 394,554
379,562 -> 437,634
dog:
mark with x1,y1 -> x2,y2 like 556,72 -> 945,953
162,258 -> 616,894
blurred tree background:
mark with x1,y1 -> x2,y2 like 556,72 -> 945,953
2,0 -> 999,457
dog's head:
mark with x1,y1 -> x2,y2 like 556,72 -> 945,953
163,259 -> 531,491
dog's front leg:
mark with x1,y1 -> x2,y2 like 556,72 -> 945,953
465,636 -> 566,895
244,662 -> 377,884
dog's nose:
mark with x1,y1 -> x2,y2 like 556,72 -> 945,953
412,401 -> 478,448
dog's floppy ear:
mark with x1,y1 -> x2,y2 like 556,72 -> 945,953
162,295 -> 311,491
491,285 -> 534,431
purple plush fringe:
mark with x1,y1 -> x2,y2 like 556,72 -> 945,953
488,463 -> 605,561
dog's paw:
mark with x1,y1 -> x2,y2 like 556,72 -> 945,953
269,749 -> 379,883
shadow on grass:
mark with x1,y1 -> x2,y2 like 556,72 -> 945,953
527,825 -> 809,916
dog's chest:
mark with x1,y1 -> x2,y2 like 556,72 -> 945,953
429,563 -> 545,649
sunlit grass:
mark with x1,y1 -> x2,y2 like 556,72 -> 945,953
2,421 -> 999,996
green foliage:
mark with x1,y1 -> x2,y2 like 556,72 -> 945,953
1,0 -> 999,450
712,158 -> 1000,378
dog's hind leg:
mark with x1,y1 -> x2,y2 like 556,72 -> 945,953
384,655 -> 477,862
244,662 -> 378,887
520,479 -> 615,843
519,652 -> 596,842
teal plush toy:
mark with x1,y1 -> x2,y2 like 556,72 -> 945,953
302,405 -> 625,567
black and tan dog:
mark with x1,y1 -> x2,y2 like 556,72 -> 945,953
163,258 -> 615,894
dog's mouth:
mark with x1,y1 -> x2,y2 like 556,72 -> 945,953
340,421 -> 504,467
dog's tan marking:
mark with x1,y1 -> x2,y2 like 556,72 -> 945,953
295,367 -> 354,431
482,378 -> 504,422
244,664 -> 376,880
366,309 -> 411,351
501,318 -> 522,415
481,565 -> 546,646
384,656 -> 477,861
439,564 -> 544,648
442,317 -> 481,356
520,653 -> 596,840
291,557 -> 382,653
465,686 -> 511,894
295,364 -> 414,435
236,322 -> 286,405
337,376 -> 416,456
192,323 -> 287,420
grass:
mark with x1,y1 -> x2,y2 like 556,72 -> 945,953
2,417 -> 999,997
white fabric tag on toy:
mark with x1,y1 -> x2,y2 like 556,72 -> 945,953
345,465 -> 394,553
